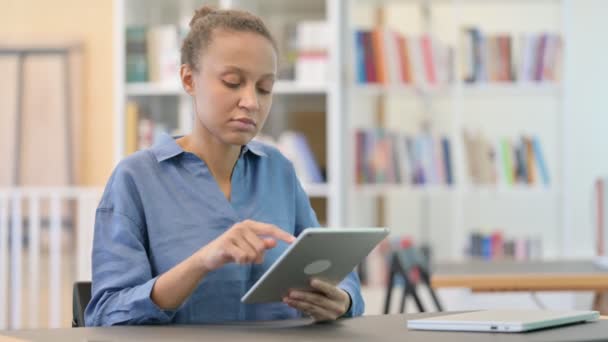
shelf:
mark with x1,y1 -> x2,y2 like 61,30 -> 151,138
126,82 -> 182,96
464,185 -> 558,196
351,83 -> 561,97
353,184 -> 557,196
460,83 -> 562,96
351,84 -> 452,97
354,184 -> 454,196
302,183 -> 330,197
353,0 -> 561,4
126,80 -> 327,96
273,81 -> 327,94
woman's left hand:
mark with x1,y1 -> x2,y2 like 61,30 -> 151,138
283,278 -> 351,322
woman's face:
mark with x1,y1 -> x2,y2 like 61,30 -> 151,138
182,29 -> 277,146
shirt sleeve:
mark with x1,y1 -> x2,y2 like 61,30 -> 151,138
293,172 -> 365,318
84,164 -> 176,326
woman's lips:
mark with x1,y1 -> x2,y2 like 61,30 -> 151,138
230,117 -> 256,131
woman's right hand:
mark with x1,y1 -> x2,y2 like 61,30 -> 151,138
197,220 -> 296,273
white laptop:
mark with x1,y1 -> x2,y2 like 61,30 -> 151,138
407,310 -> 600,333
241,227 -> 389,304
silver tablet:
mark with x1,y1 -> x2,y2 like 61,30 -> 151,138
241,227 -> 389,304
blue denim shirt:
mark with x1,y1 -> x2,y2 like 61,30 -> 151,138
84,134 -> 364,326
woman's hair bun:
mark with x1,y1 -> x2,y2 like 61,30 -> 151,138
189,5 -> 215,28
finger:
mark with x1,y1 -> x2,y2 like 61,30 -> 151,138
224,243 -> 249,264
283,298 -> 337,322
310,278 -> 344,301
262,238 -> 277,249
244,221 -> 295,244
232,238 -> 257,264
288,290 -> 345,317
242,230 -> 267,264
242,229 -> 267,253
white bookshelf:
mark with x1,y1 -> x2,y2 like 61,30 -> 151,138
344,0 -> 567,260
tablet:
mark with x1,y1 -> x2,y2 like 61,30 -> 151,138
241,227 -> 389,304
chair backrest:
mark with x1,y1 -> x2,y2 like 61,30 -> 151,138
72,281 -> 92,327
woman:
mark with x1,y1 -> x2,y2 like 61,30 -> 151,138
85,6 -> 364,326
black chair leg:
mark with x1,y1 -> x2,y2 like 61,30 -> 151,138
383,268 -> 395,314
399,285 -> 407,313
430,289 -> 443,311
412,289 -> 425,312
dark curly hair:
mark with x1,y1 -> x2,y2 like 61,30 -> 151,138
180,5 -> 278,70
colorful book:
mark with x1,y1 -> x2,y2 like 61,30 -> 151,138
532,136 -> 550,185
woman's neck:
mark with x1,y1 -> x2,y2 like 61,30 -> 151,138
177,125 -> 241,184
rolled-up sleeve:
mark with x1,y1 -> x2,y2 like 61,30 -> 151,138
293,172 -> 365,318
84,165 -> 176,326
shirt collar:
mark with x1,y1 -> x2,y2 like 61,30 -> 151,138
151,133 -> 266,163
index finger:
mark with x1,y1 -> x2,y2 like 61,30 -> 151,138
245,221 -> 296,244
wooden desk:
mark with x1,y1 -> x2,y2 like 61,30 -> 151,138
431,260 -> 608,314
2,312 -> 608,342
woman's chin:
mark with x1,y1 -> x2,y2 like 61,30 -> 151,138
222,132 -> 255,146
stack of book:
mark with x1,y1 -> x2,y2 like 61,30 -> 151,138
295,21 -> 329,85
461,28 -> 562,83
125,25 -> 182,84
354,129 -> 453,186
467,231 -> 543,261
353,29 -> 454,87
462,131 -> 550,186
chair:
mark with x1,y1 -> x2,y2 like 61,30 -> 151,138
72,281 -> 92,327
383,246 -> 443,314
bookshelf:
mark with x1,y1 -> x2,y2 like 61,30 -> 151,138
113,0 -> 568,258
344,0 -> 566,261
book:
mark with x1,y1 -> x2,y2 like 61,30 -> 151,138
420,35 -> 437,86
146,25 -> 180,84
278,131 -> 324,184
295,21 -> 329,85
125,101 -> 139,155
125,26 -> 148,83
533,136 -> 550,185
441,137 -> 453,185
500,138 -> 514,185
354,30 -> 367,83
524,136 -> 536,184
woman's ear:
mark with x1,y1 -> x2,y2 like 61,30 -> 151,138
180,64 -> 196,96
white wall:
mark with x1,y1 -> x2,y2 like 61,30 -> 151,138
562,0 -> 608,257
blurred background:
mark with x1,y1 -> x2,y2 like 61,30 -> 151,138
2,0 -> 608,330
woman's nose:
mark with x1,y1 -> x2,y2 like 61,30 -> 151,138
238,85 -> 260,111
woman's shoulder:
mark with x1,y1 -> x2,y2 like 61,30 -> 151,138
115,149 -> 157,174
99,150 -> 157,204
